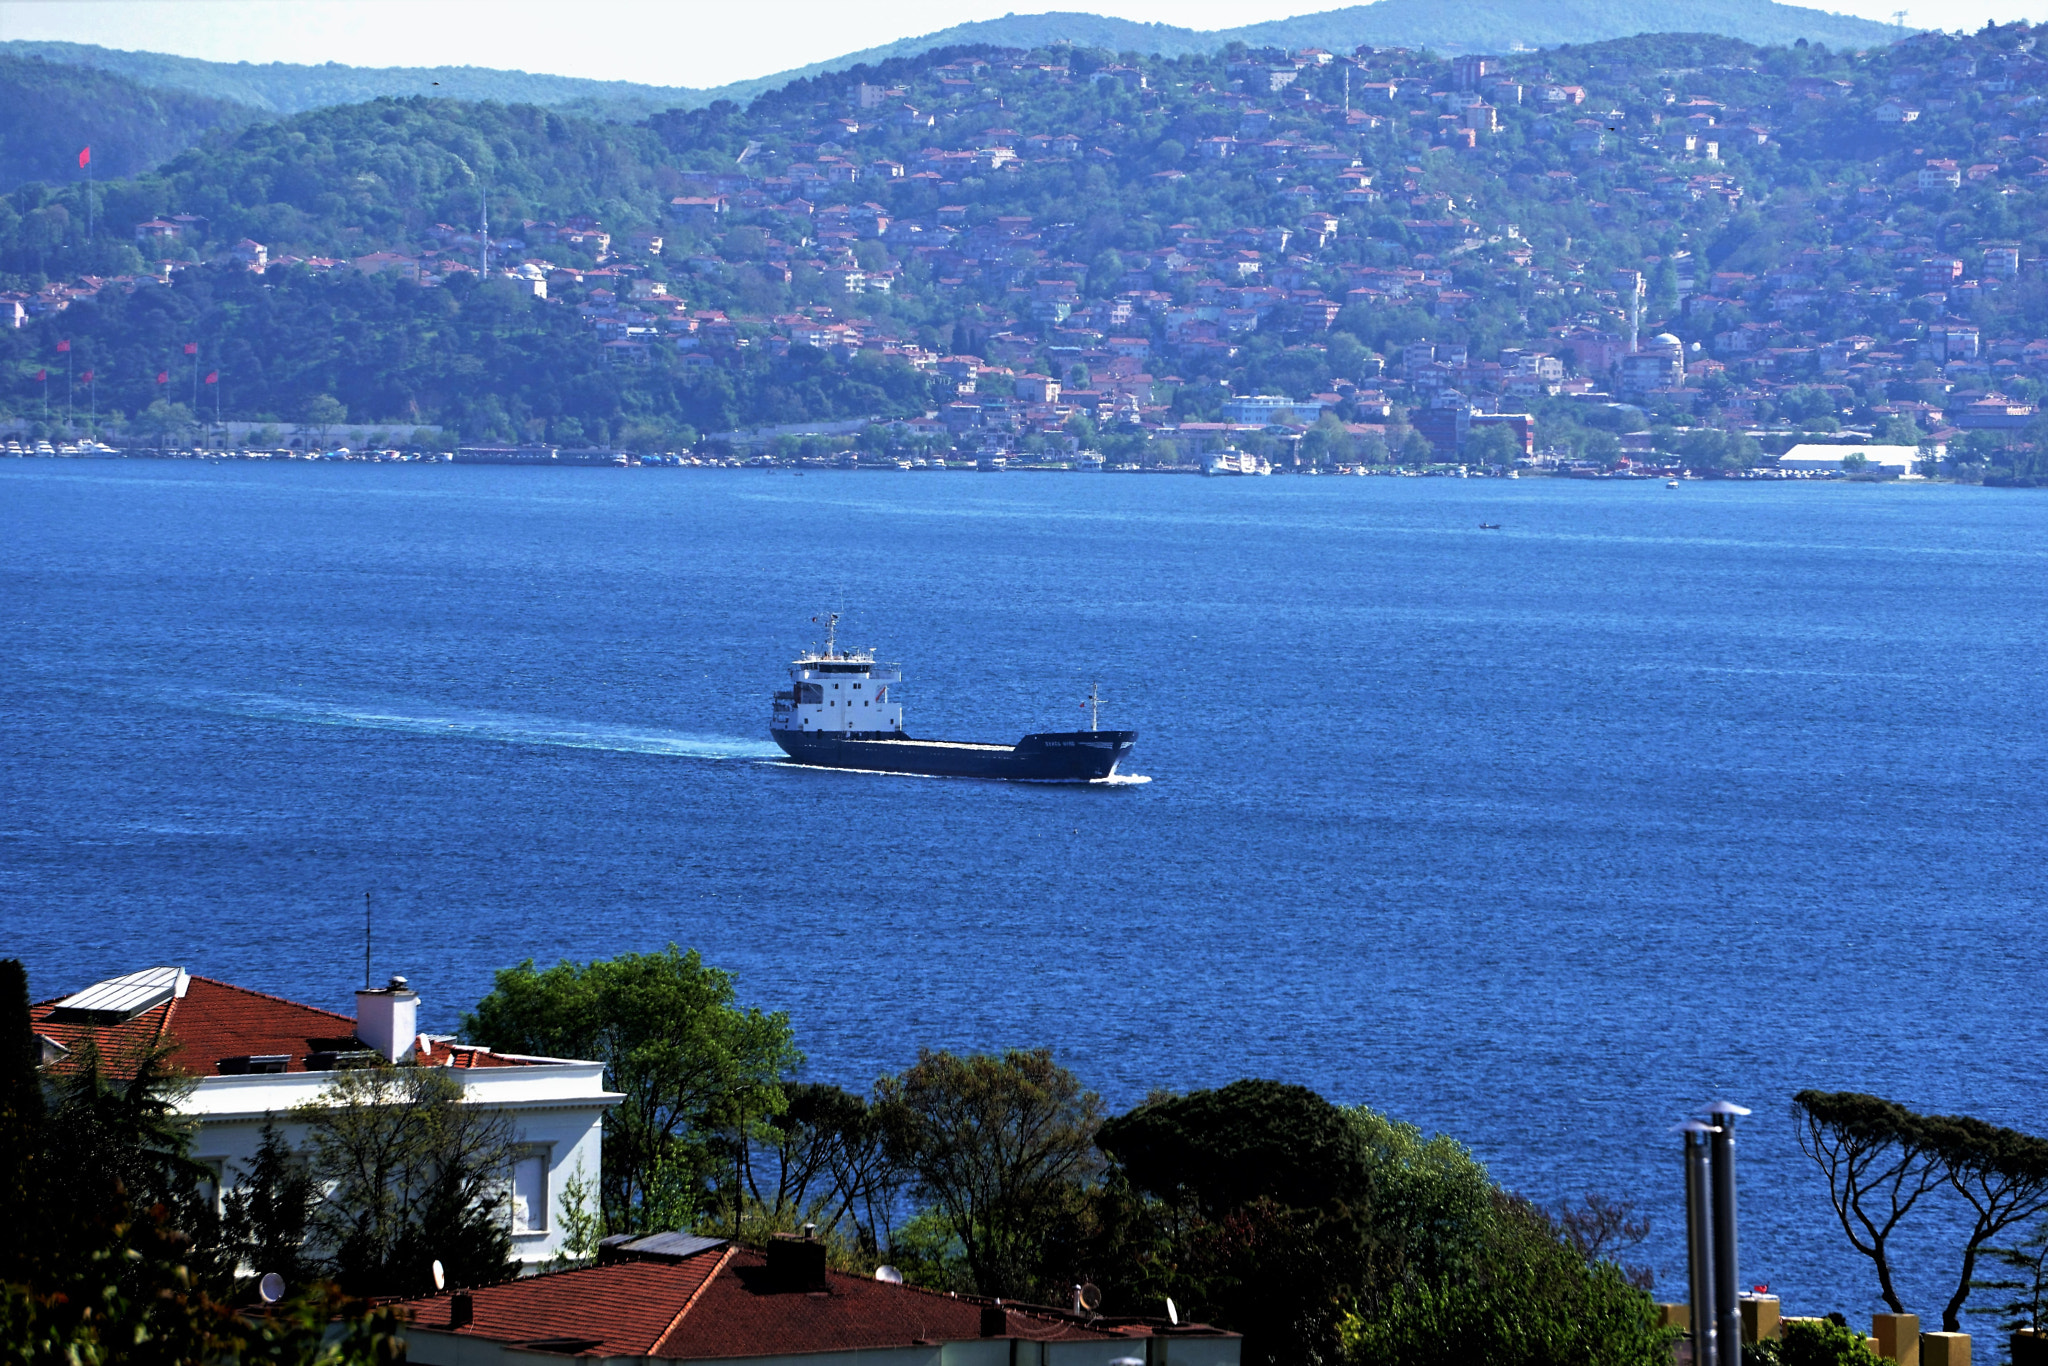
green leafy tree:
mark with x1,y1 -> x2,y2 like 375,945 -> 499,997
1795,1090 -> 2048,1330
462,945 -> 799,1235
0,959 -> 403,1363
133,398 -> 195,446
295,1064 -> 514,1297
302,394 -> 347,448
1923,1113 -> 2048,1331
221,1118 -> 320,1294
1747,1316 -> 1886,1366
1338,1193 -> 1672,1366
1793,1091 -> 1945,1315
1969,1217 -> 2048,1340
1094,1083 -> 1374,1366
874,1047 -> 1104,1301
1100,1080 -> 1373,1219
1464,423 -> 1522,465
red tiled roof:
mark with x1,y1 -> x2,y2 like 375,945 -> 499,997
34,975 -> 359,1077
407,1249 -> 731,1356
31,974 -> 530,1078
395,1244 -> 1231,1361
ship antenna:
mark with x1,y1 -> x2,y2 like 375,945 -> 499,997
825,612 -> 838,658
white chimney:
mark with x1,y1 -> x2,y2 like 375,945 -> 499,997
355,975 -> 420,1062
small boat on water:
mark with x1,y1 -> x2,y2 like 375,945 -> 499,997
1479,522 -> 1502,530
1667,480 -> 1681,488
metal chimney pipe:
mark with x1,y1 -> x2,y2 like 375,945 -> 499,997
1708,1102 -> 1751,1366
1683,1123 -> 1719,1366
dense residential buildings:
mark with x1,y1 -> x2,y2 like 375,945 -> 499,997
9,23 -> 2048,476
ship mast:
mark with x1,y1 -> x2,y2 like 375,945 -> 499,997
824,612 -> 838,658
1087,681 -> 1103,732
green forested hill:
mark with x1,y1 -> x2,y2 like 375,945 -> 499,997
2,0 -> 1908,121
8,24 -> 2048,475
0,55 -> 261,190
0,41 -> 693,121
705,0 -> 1906,106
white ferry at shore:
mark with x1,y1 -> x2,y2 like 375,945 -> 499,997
1203,450 -> 1272,476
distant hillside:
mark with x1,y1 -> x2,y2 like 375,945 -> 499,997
0,54 -> 261,190
3,0 -> 1913,122
0,41 -> 692,121
688,0 -> 1910,106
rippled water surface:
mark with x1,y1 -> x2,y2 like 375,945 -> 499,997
4,461 -> 2043,1321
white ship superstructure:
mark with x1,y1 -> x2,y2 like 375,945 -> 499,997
771,618 -> 903,739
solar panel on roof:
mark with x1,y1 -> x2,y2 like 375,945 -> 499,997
49,966 -> 188,1023
599,1232 -> 728,1262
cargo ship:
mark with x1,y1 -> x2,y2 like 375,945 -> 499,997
769,617 -> 1137,781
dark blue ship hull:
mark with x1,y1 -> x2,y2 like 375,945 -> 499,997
771,729 -> 1137,781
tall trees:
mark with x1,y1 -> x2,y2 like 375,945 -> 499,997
1923,1113 -> 2048,1332
1792,1091 -> 1944,1315
735,1081 -> 906,1254
874,1048 -> 1104,1301
220,1119 -> 319,1294
0,958 -> 403,1364
295,1064 -> 515,1297
462,944 -> 799,1235
1794,1090 -> 2048,1331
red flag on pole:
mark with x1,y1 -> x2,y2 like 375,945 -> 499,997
56,339 -> 70,353
35,369 -> 46,382
78,147 -> 90,169
80,369 -> 93,383
204,371 -> 218,385
156,370 -> 169,384
183,342 -> 197,355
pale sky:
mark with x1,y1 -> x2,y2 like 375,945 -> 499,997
3,0 -> 2044,90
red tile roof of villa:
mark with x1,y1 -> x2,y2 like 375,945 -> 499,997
394,1239 -> 1235,1361
30,967 -> 532,1077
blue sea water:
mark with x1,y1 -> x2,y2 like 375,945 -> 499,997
3,460 -> 2044,1325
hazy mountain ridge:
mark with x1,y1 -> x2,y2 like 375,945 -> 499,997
0,55 -> 263,190
2,0 -> 1909,126
0,41 -> 694,122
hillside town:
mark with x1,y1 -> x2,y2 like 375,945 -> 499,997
7,26 -> 2048,478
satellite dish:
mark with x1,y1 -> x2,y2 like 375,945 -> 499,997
257,1272 -> 285,1304
874,1265 -> 904,1284
1166,1296 -> 1179,1326
432,1259 -> 446,1291
1079,1283 -> 1103,1312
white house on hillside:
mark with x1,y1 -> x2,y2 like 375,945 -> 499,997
31,966 -> 622,1269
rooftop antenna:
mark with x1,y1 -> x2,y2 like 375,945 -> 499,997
362,890 -> 372,989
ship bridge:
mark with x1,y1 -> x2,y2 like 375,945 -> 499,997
772,616 -> 905,739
